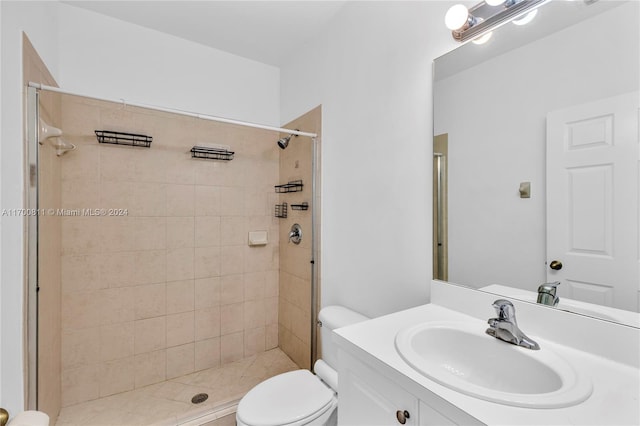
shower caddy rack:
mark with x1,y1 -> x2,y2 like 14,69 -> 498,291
274,180 -> 303,193
275,202 -> 288,219
190,146 -> 234,161
291,202 -> 309,211
95,130 -> 152,148
274,180 -> 308,218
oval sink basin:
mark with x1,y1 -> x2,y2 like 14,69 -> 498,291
395,321 -> 592,408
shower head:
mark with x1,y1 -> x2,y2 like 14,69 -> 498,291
277,130 -> 299,150
277,135 -> 291,149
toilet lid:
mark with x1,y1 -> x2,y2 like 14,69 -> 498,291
237,369 -> 334,426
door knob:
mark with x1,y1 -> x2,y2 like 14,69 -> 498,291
396,410 -> 410,424
549,260 -> 563,270
0,408 -> 8,426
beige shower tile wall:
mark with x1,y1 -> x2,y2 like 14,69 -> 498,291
278,106 -> 321,370
23,33 -> 63,421
58,95 -> 280,407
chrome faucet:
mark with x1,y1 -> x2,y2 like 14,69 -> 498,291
537,281 -> 560,307
486,299 -> 540,350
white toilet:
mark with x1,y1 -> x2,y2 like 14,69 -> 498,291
236,305 -> 368,426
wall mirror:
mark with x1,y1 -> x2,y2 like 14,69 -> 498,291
433,0 -> 639,327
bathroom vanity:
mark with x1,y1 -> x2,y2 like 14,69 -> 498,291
334,281 -> 640,425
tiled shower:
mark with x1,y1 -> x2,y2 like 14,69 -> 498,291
34,84 -> 320,423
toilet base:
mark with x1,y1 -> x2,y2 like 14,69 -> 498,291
236,399 -> 337,426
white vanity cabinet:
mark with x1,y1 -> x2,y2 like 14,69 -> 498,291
338,350 -> 471,426
338,350 -> 418,425
418,402 -> 458,426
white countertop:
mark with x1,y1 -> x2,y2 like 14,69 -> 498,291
334,301 -> 640,425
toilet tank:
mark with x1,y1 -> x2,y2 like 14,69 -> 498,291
318,305 -> 368,371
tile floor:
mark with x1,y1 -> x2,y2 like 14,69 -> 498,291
55,348 -> 299,426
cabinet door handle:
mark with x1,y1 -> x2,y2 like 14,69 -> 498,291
396,410 -> 411,424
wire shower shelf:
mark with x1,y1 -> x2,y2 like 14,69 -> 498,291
95,130 -> 152,148
291,202 -> 309,211
190,146 -> 234,161
275,180 -> 303,193
275,203 -> 288,218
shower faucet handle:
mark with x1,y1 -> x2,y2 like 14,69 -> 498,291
289,224 -> 302,245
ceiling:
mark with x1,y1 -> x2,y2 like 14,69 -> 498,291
62,1 -> 347,67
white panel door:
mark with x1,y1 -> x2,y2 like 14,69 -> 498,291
547,92 -> 639,312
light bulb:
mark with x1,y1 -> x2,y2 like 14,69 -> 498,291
512,9 -> 538,26
472,31 -> 493,45
485,0 -> 505,6
445,4 -> 470,31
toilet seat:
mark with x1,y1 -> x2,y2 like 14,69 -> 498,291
236,369 -> 335,426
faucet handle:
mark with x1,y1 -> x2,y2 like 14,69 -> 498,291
492,299 -> 516,321
538,281 -> 560,295
537,281 -> 561,306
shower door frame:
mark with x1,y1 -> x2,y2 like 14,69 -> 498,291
310,135 -> 319,370
25,85 -> 40,410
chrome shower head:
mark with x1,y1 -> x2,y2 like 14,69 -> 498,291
277,130 -> 299,150
277,135 -> 291,149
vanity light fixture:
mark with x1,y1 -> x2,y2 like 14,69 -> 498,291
444,4 -> 476,32
512,9 -> 538,26
445,0 -> 548,42
471,31 -> 493,45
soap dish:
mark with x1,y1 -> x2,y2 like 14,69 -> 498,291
248,231 -> 268,246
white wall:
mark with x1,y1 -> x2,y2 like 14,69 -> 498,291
280,2 -> 456,318
0,1 -> 60,415
57,3 -> 280,126
434,3 -> 639,291
1,1 -> 281,413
